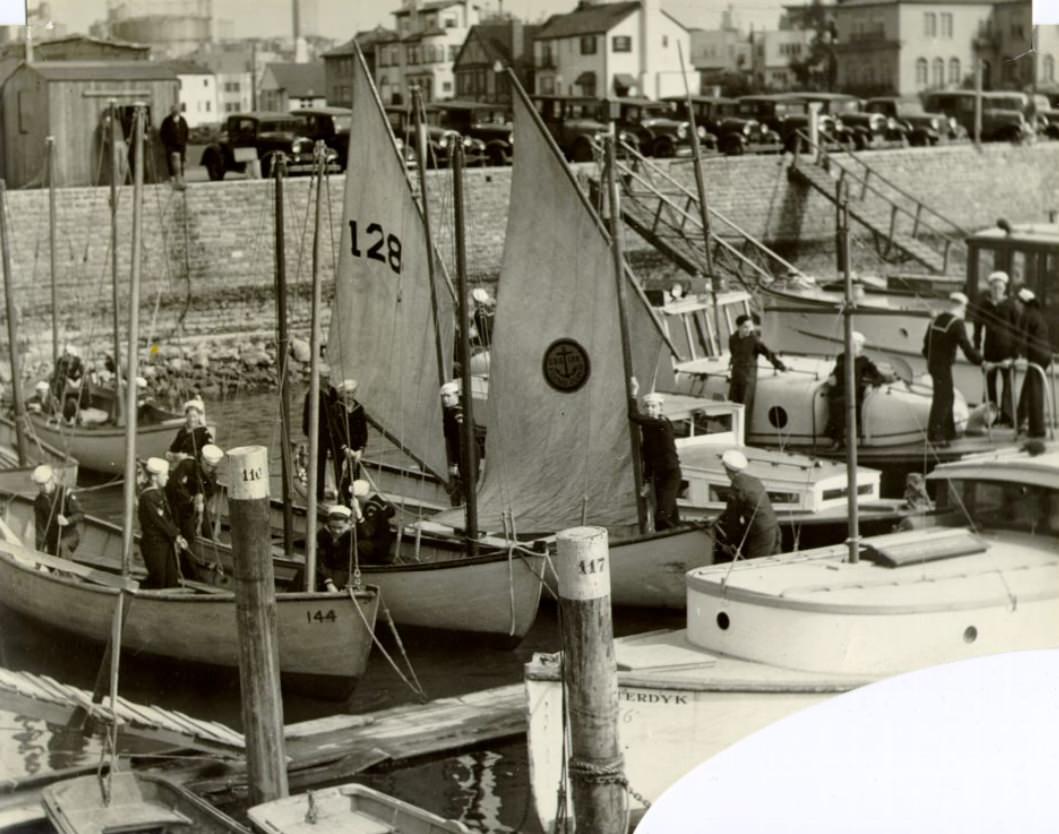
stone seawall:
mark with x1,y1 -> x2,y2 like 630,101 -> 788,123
2,141 -> 1057,368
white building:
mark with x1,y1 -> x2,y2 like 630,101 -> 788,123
750,28 -> 812,90
532,0 -> 695,100
170,60 -> 218,126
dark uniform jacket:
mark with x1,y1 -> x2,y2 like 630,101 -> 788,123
729,332 -> 784,377
51,354 -> 84,398
169,425 -> 214,458
159,113 -> 189,152
316,527 -> 354,589
973,296 -> 1018,361
716,471 -> 781,558
357,497 -> 397,564
830,354 -> 888,397
301,385 -> 337,441
34,486 -> 83,556
628,411 -> 680,479
1019,302 -> 1052,368
331,400 -> 368,456
138,486 -> 181,587
165,457 -> 218,540
922,312 -> 982,371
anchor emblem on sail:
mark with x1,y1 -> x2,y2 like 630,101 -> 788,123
542,339 -> 591,392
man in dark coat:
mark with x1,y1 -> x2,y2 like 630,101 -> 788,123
441,380 -> 483,506
825,331 -> 891,448
138,457 -> 188,588
1014,287 -> 1052,439
166,444 -> 224,544
51,344 -> 85,423
714,449 -> 781,561
973,271 -> 1018,426
628,384 -> 682,531
330,379 -> 369,505
923,292 -> 982,446
159,104 -> 189,185
302,368 -> 338,501
168,398 -> 214,461
31,465 -> 83,557
728,313 -> 786,442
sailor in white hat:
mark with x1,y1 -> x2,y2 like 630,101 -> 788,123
316,504 -> 355,592
824,331 -> 892,450
715,448 -> 781,561
168,396 -> 214,463
974,271 -> 1018,426
31,464 -> 84,558
139,457 -> 188,588
922,290 -> 983,446
166,444 -> 225,543
1013,286 -> 1050,438
469,287 -> 495,347
629,378 -> 682,530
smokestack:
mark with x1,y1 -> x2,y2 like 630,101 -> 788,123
292,0 -> 300,40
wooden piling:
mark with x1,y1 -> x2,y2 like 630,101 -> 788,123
555,526 -> 625,834
226,445 -> 289,805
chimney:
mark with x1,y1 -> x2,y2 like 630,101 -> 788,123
639,0 -> 660,98
510,17 -> 524,61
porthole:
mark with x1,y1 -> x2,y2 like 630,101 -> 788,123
716,612 -> 730,630
963,626 -> 977,643
767,406 -> 788,429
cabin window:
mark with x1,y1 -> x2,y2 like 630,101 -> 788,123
941,480 -> 1059,537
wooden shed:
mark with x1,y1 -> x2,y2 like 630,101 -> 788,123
1,61 -> 178,188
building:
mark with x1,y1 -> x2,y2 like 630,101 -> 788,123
452,18 -> 537,104
750,27 -> 812,90
168,60 -> 218,126
690,6 -> 752,92
0,33 -> 150,90
375,0 -> 482,105
107,0 -> 213,60
322,26 -> 396,107
532,0 -> 696,100
831,0 -> 1056,96
0,61 -> 176,187
259,62 -> 327,111
181,40 -> 289,114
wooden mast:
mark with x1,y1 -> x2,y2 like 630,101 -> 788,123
46,135 -> 58,367
837,180 -> 860,564
109,100 -> 124,425
272,154 -> 295,555
0,179 -> 27,465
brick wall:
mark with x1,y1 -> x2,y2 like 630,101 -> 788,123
2,142 -> 1057,358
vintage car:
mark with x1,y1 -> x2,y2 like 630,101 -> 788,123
384,105 -> 487,168
663,95 -> 780,155
865,96 -> 965,145
199,112 -> 339,180
601,97 -> 710,157
735,94 -> 844,151
427,101 -> 513,166
921,91 -> 1034,142
787,92 -> 910,149
290,106 -> 351,169
531,95 -> 639,161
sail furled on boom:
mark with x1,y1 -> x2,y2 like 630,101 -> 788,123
327,48 -> 454,481
447,83 -> 669,534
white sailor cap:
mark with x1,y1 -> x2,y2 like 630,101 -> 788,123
352,479 -> 370,498
145,457 -> 169,476
30,464 -> 53,484
987,270 -> 1009,286
440,381 -> 459,396
949,291 -> 969,306
642,392 -> 665,406
63,344 -> 79,357
721,449 -> 748,471
135,376 -> 148,389
34,380 -> 50,392
337,378 -> 358,394
471,287 -> 490,304
200,444 -> 224,465
183,397 -> 205,414
326,504 -> 353,520
852,331 -> 866,346
1018,287 -> 1035,302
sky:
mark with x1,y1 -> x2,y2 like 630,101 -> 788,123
34,0 -> 789,41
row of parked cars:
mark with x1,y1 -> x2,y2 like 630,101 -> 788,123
197,88 -> 1059,180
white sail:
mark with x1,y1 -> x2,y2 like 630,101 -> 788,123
327,47 -> 454,480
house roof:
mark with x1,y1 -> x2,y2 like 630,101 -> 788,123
25,61 -> 178,81
536,1 -> 640,40
34,33 -> 151,52
455,22 -> 540,68
167,60 -> 212,75
322,26 -> 398,57
263,62 -> 326,97
392,0 -> 464,16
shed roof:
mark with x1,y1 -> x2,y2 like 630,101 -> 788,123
25,61 -> 178,81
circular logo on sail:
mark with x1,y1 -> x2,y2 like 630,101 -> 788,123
543,339 -> 590,392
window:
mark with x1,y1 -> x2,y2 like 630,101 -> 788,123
579,72 -> 596,96
941,12 -> 953,38
540,75 -> 555,94
949,57 -> 961,84
205,101 -> 211,111
580,35 -> 597,55
180,102 -> 187,112
932,57 -> 944,86
612,35 -> 632,52
1045,55 -> 1056,82
444,14 -> 456,28
916,57 -> 928,86
443,81 -> 452,92
924,12 -> 936,37
449,44 -> 459,60
662,34 -> 668,47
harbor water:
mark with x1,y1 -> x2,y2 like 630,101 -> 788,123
0,389 -> 683,831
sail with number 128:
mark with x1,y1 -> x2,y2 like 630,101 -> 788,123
327,46 -> 455,482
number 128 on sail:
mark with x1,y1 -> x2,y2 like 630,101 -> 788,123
348,219 -> 403,274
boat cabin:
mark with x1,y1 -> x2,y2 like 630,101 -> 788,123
660,290 -> 755,361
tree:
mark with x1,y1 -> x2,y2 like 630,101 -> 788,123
786,0 -> 837,91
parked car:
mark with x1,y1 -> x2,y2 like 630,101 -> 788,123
199,112 -> 338,180
531,95 -> 639,161
600,97 -> 709,157
921,91 -> 1033,142
865,97 -> 964,145
427,101 -> 513,166
735,94 -> 843,151
663,95 -> 779,155
787,92 -> 909,149
290,106 -> 351,169
384,106 -> 487,168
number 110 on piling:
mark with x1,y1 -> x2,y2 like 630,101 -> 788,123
349,219 -> 403,274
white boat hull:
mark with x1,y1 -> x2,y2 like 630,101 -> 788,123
607,526 -> 713,609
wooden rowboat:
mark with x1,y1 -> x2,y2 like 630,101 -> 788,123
248,784 -> 469,834
0,416 -> 79,490
0,491 -> 378,700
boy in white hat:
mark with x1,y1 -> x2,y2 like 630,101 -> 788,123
31,464 -> 83,557
922,291 -> 982,446
629,379 -> 682,530
316,503 -> 355,591
973,271 -> 1017,426
166,444 -> 225,543
1013,287 -> 1051,438
138,457 -> 188,588
825,331 -> 892,449
714,449 -> 781,561
168,397 -> 214,462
